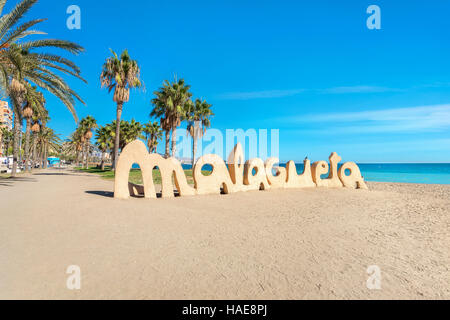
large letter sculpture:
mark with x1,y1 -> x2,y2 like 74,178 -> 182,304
114,140 -> 368,199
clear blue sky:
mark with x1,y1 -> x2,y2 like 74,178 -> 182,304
9,0 -> 450,163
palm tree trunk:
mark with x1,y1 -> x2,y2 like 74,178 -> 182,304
24,117 -> 32,172
18,129 -> 23,166
146,136 -> 151,153
152,134 -> 159,153
112,102 -> 123,170
32,135 -> 37,169
111,152 -> 115,168
165,130 -> 170,158
43,142 -> 48,169
151,137 -> 157,153
11,113 -> 21,177
84,141 -> 89,169
192,121 -> 200,167
171,127 -> 177,158
100,153 -> 106,171
36,145 -> 40,167
192,138 -> 197,168
40,144 -> 44,168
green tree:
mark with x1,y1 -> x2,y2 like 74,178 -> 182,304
100,49 -> 142,169
95,124 -> 114,170
0,0 -> 86,176
36,127 -> 61,168
104,119 -> 143,165
186,99 -> 214,167
143,121 -> 162,153
78,116 -> 97,169
150,78 -> 192,158
22,85 -> 45,172
117,119 -> 144,150
64,129 -> 84,167
30,112 -> 42,167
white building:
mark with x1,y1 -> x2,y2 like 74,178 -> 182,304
0,100 -> 13,157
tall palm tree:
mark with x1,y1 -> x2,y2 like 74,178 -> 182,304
78,116 -> 97,169
30,112 -> 41,168
8,77 -> 26,173
150,78 -> 192,158
38,112 -> 50,168
143,121 -> 162,153
22,85 -> 45,172
186,98 -> 214,167
100,49 -> 142,169
0,0 -> 86,176
150,86 -> 172,158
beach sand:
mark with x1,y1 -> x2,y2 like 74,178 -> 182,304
0,168 -> 449,300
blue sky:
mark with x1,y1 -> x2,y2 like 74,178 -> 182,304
8,0 -> 450,162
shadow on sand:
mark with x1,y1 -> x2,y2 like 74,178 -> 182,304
84,190 -> 179,199
0,176 -> 37,186
85,191 -> 114,198
33,173 -> 78,176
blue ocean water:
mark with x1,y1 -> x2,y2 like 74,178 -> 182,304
133,163 -> 450,185
357,163 -> 450,185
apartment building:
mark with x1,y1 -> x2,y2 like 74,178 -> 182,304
0,100 -> 13,157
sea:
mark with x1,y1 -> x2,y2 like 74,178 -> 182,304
133,163 -> 450,185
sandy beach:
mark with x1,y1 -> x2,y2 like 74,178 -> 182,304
0,168 -> 449,300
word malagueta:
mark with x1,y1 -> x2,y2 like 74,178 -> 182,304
114,140 -> 368,200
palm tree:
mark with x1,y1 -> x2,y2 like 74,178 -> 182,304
95,125 -> 114,170
30,112 -> 41,168
117,119 -> 143,150
102,119 -> 143,165
22,85 -> 45,172
8,77 -> 26,173
186,98 -> 214,167
78,116 -> 97,169
0,0 -> 86,176
7,46 -> 85,173
38,112 -> 50,168
150,86 -> 171,157
64,129 -> 84,167
36,126 -> 61,168
100,49 -> 142,170
143,121 -> 162,153
151,78 -> 192,158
